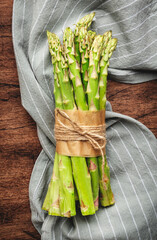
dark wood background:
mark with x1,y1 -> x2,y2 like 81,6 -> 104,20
0,1 -> 157,239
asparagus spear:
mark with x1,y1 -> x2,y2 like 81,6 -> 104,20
85,35 -> 104,210
98,35 -> 117,207
42,152 -> 61,216
42,32 -> 65,215
63,27 -> 95,216
58,155 -> 76,217
87,157 -> 99,210
87,35 -> 103,110
74,12 -> 95,64
98,155 -> 115,206
79,28 -> 96,93
99,36 -> 117,110
46,31 -> 76,217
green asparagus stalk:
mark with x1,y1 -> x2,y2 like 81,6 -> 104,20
74,12 -> 95,64
98,35 -> 117,207
87,157 -> 99,210
42,152 -> 61,216
98,155 -> 115,206
42,33 -> 64,215
99,36 -> 117,110
85,35 -> 103,210
63,27 -> 95,216
58,155 -> 76,217
87,35 -> 103,110
46,31 -> 76,217
79,28 -> 96,93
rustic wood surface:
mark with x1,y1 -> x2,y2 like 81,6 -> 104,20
0,1 -> 156,239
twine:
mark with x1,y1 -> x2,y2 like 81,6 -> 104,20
55,109 -> 106,165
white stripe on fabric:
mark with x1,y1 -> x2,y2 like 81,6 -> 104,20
114,13 -> 156,37
43,216 -> 57,240
33,131 -> 53,202
29,0 -> 49,39
111,39 -> 157,60
105,210 -> 117,240
114,204 -> 129,240
37,80 -> 54,116
120,122 -> 157,188
60,218 -> 68,240
62,0 -> 82,29
42,216 -> 50,240
67,225 -> 73,239
76,0 -> 98,22
97,0 -> 113,8
136,126 -> 157,162
85,217 -> 93,240
95,213 -> 105,239
32,0 -> 60,68
108,151 -> 141,240
97,1 -> 155,28
33,160 -> 49,201
73,217 -> 81,240
51,0 -> 70,32
130,51 -> 157,67
21,0 -> 25,46
53,217 -> 57,240
37,128 -> 54,160
43,49 -> 54,100
100,0 -> 139,17
117,25 -> 157,48
111,127 -> 153,239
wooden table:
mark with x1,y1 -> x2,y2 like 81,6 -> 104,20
0,1 -> 156,239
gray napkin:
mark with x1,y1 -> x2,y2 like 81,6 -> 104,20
12,0 -> 157,239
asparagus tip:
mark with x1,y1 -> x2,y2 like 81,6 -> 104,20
76,12 -> 95,28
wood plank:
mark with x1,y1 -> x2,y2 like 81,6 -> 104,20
107,80 -> 157,136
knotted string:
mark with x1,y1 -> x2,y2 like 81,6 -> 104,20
55,108 -> 106,165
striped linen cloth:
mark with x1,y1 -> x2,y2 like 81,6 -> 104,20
12,0 -> 157,239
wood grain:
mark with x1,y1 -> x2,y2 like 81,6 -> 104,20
107,80 -> 157,135
0,1 -> 156,240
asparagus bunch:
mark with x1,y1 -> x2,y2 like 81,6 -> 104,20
42,12 -> 117,217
